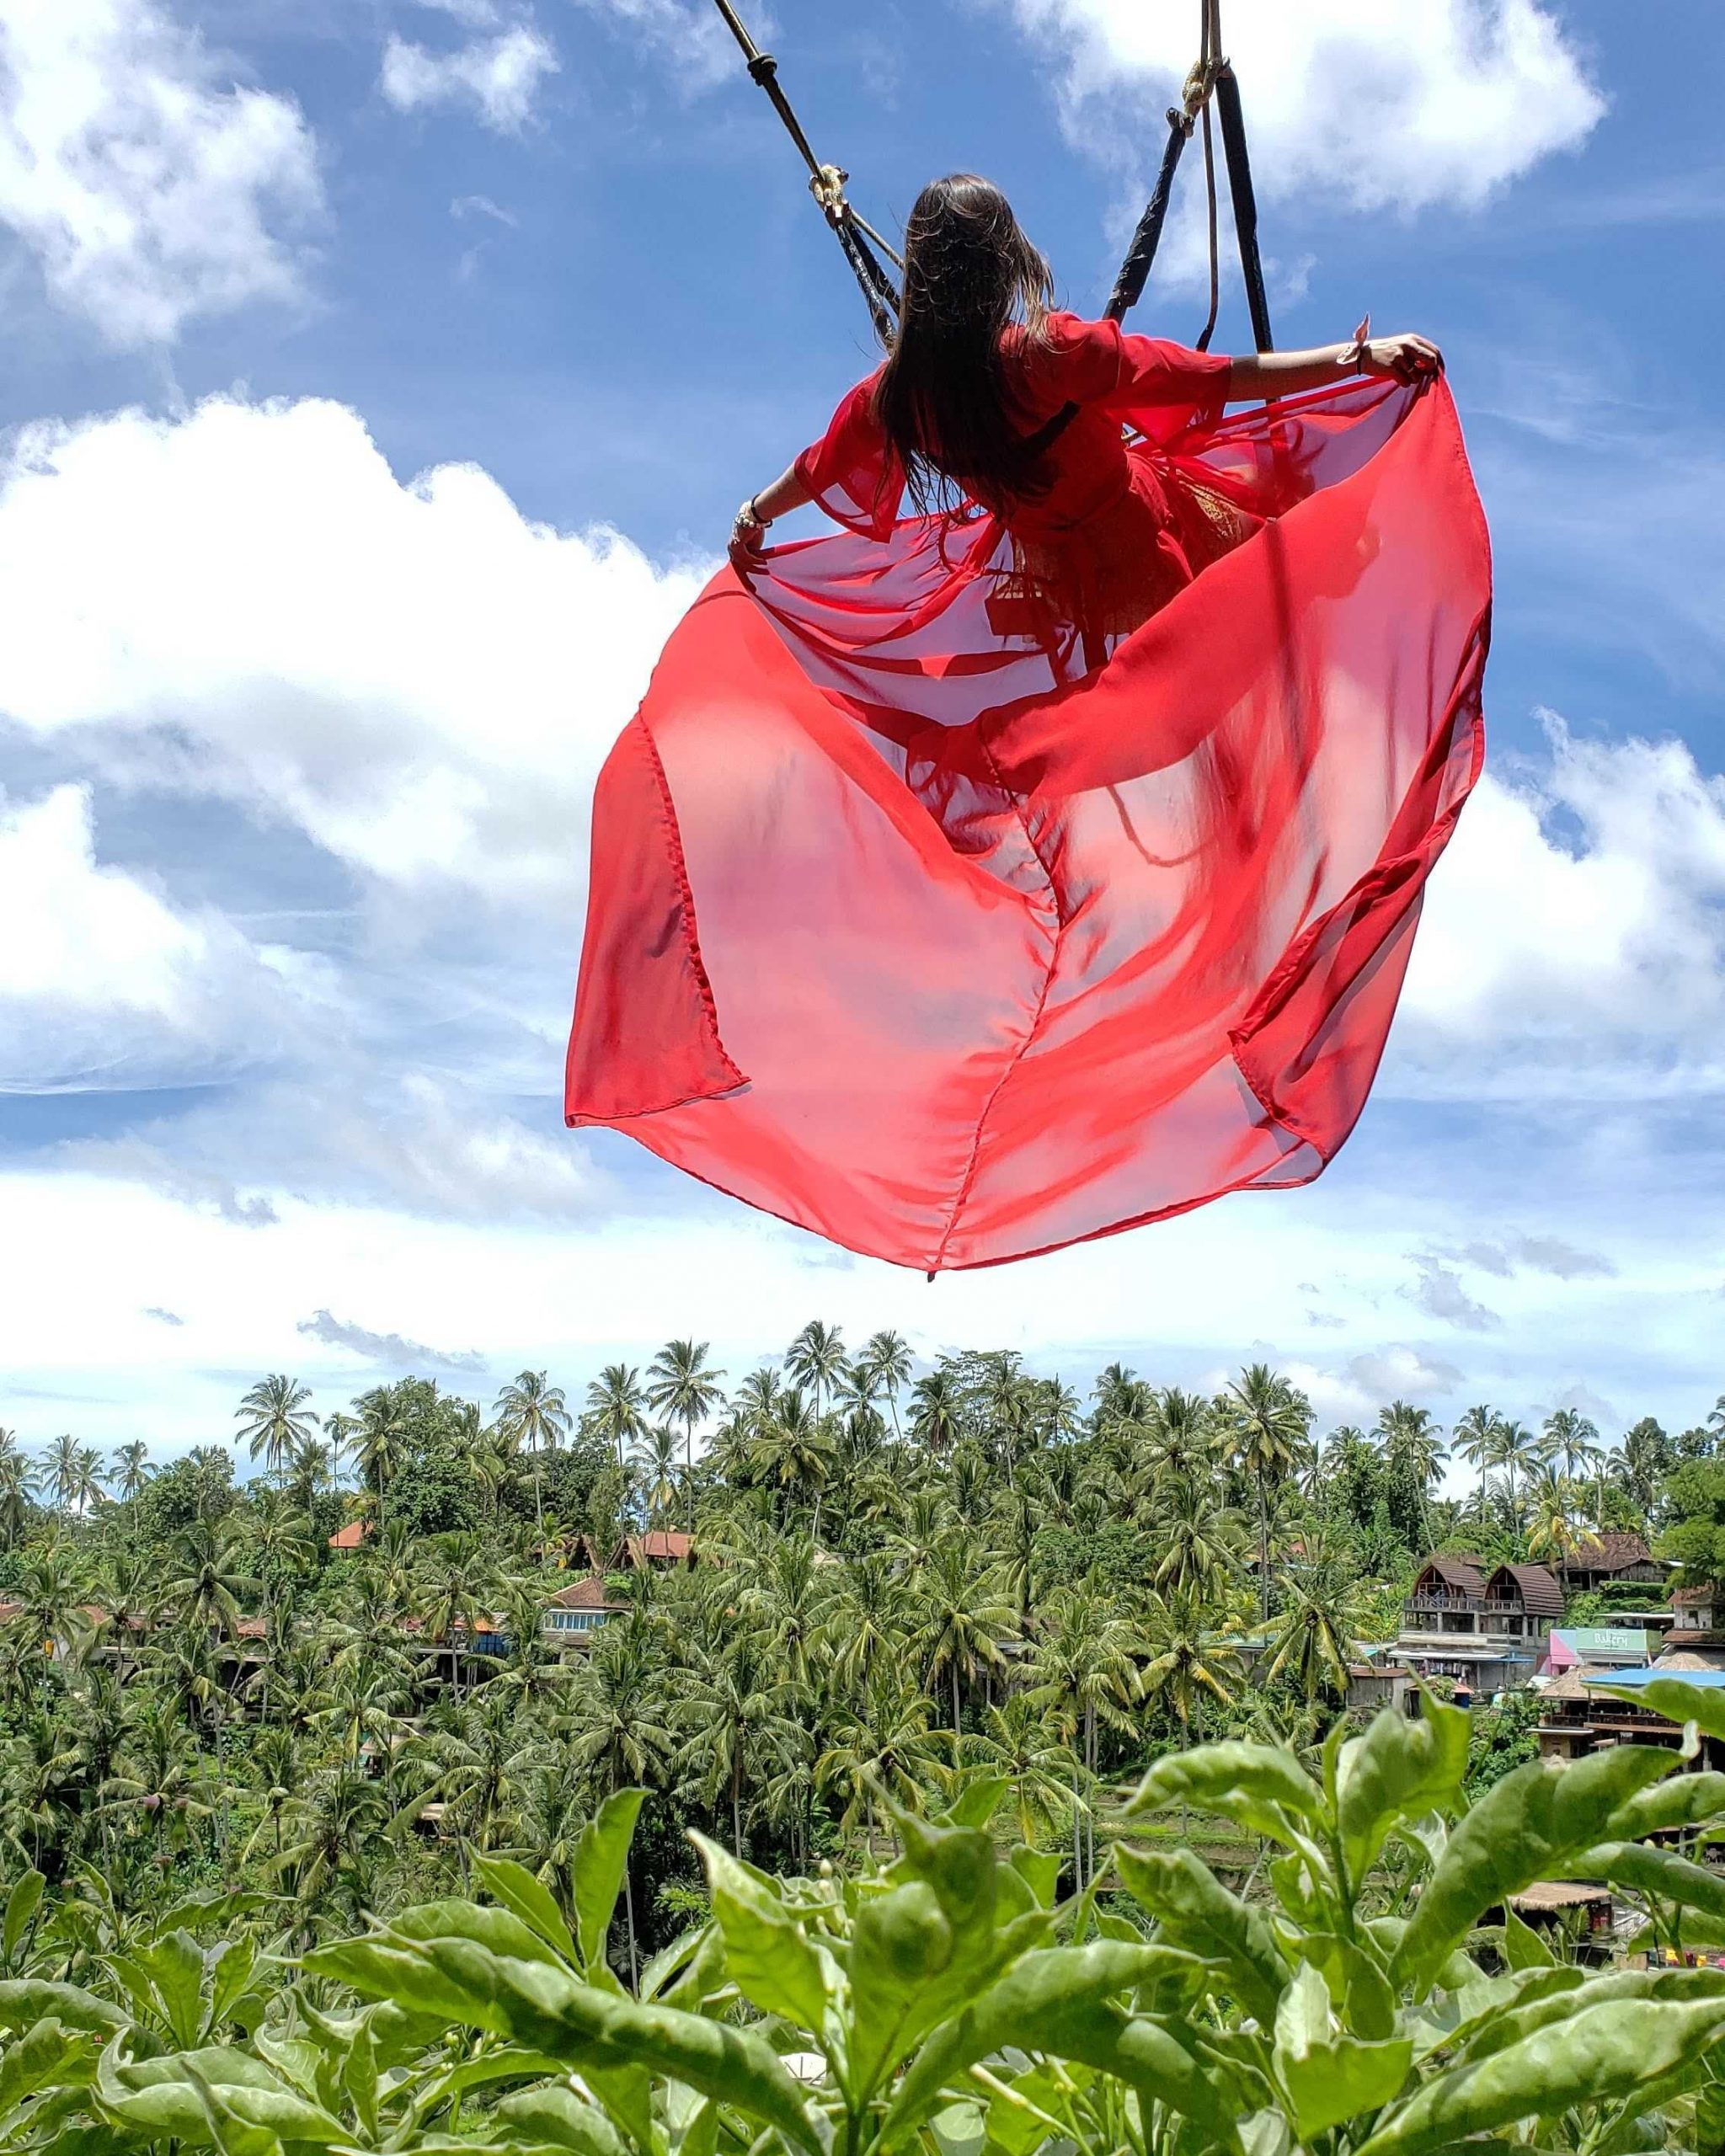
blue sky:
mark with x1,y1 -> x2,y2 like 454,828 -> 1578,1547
2,0 -> 1723,1466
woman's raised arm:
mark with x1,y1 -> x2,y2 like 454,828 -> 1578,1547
1227,331 -> 1442,401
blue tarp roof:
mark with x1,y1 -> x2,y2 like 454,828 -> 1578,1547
1584,1666 -> 1725,1689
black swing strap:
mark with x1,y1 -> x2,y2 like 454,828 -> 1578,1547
708,0 -> 900,342
1103,0 -> 1274,352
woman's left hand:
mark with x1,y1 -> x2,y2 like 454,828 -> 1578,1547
1360,333 -> 1443,385
729,501 -> 768,572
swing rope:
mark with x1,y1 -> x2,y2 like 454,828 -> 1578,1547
1103,0 -> 1273,350
708,0 -> 901,343
706,0 -> 1271,354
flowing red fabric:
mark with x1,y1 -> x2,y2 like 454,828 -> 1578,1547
566,339 -> 1489,1273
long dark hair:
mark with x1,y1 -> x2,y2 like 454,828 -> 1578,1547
873,174 -> 1056,515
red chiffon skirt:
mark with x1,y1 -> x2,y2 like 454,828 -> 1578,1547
566,376 -> 1489,1272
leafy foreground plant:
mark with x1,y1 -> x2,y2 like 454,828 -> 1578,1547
15,1690 -> 1725,2155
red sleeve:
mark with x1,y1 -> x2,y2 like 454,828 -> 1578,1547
793,371 -> 905,541
1036,311 -> 1231,426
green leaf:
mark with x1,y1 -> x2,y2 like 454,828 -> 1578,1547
1115,1846 -> 1287,2025
2,1872 -> 44,1967
1605,1769 -> 1725,1840
1597,1679 -> 1725,1746
573,1790 -> 647,1975
497,2084 -> 633,2156
0,1979 -> 126,2038
1500,1906 -> 1555,1972
0,2020 -> 91,2124
1454,1966 -> 1725,2068
478,1855 -> 579,1966
937,1779 -> 1011,1831
1292,1931 -> 1399,2041
1007,1849 -> 1062,1912
1335,1699 -> 1471,1884
879,1941 -> 1226,2153
1124,1744 -> 1322,1844
693,1834 -> 832,2036
1274,1962 -> 1412,2139
306,1924 -> 825,2156
1355,1997 -> 1725,2156
843,1810 -> 1052,2108
1392,1747 -> 1674,1993
1578,1841 -> 1725,1924
96,2041 -> 348,2148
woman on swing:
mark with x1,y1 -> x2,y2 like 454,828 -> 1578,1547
729,173 -> 1441,652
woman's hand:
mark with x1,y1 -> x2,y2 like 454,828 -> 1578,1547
729,499 -> 769,573
1359,333 -> 1443,386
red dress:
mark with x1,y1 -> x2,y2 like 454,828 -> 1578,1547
564,321 -> 1490,1272
793,312 -> 1256,648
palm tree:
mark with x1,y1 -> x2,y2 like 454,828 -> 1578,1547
1376,1401 -> 1449,1554
352,1386 -> 409,1529
1525,1466 -> 1583,1566
1150,1472 -> 1246,1601
1225,1364 -> 1311,1622
912,1539 -> 1015,1740
785,1321 -> 846,1413
1263,1539 -> 1370,1705
815,1674 -> 943,1849
962,1694 -> 1081,1847
494,1372 -> 573,1535
43,1432 -> 100,1516
1026,1586 -> 1140,1886
161,1524 -> 256,1640
1493,1420 -> 1542,1544
585,1364 -> 649,1470
747,1393 -> 836,1529
646,1340 -> 726,1529
109,1440 -> 154,1506
631,1426 -> 683,1530
909,1370 -> 963,1454
675,1630 -> 803,1856
234,1375 -> 318,1481
1137,1593 -> 1244,1732
1453,1405 -> 1505,1510
323,1409 -> 360,1488
414,1534 -> 500,1701
854,1331 -> 913,1438
0,1448 -> 40,1547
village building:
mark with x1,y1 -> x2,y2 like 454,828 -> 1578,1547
542,1573 -> 626,1652
1394,1554 -> 1562,1693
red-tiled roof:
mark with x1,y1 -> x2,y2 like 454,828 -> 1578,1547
548,1574 -> 621,1611
328,1518 -> 372,1550
1487,1562 -> 1565,1618
1673,1587 -> 1716,1609
1563,1532 -> 1659,1576
621,1530 -> 695,1564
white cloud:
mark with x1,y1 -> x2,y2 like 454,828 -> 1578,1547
1407,1257 -> 1500,1333
0,782 -> 323,1087
997,0 -> 1603,240
1396,718 -> 1725,1099
0,0 -> 321,346
380,23 -> 558,131
0,393 -> 703,905
574,0 -> 743,95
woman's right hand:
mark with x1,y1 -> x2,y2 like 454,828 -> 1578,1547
1360,333 -> 1443,385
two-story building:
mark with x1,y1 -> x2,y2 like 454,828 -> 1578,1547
1396,1553 -> 1562,1694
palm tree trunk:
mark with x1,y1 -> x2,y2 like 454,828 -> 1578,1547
953,1662 -> 962,1743
732,1753 -> 744,1859
1258,1476 -> 1271,1625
